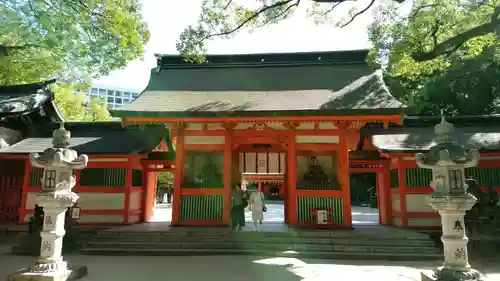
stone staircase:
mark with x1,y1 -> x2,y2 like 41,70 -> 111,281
79,224 -> 443,261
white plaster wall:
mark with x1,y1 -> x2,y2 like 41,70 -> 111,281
407,218 -> 441,227
184,136 -> 225,144
129,192 -> 142,210
77,193 -> 125,210
27,192 -> 128,210
405,194 -> 436,212
78,215 -> 124,223
392,194 -> 401,212
295,135 -> 339,144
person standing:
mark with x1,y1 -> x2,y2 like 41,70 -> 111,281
248,184 -> 266,232
231,184 -> 246,231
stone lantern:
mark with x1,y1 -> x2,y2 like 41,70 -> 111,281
416,115 -> 484,281
7,123 -> 88,281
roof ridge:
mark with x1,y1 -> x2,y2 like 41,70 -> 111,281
156,50 -> 369,69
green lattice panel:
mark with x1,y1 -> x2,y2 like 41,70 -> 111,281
390,169 -> 399,188
405,168 -> 432,187
29,168 -> 44,187
180,195 -> 224,221
296,196 -> 344,225
467,167 -> 500,187
80,168 -> 126,187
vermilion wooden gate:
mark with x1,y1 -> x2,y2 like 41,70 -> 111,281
0,160 -> 25,224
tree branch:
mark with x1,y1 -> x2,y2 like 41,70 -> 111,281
0,44 -> 38,56
411,11 -> 500,62
339,0 -> 376,28
201,0 -> 300,40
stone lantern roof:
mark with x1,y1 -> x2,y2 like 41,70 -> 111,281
416,113 -> 479,167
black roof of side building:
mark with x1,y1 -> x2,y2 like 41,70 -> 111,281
0,79 -> 64,123
0,122 -> 168,155
364,115 -> 500,153
0,79 -> 64,146
110,50 -> 406,119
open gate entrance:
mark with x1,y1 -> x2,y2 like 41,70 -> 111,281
0,159 -> 25,224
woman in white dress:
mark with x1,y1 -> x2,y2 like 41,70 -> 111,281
248,183 -> 266,232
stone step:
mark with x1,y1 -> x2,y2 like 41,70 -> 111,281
78,247 -> 442,261
84,240 -> 441,254
95,230 -> 431,240
89,235 -> 436,247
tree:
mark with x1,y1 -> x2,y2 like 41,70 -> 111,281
368,0 -> 500,115
0,0 -> 150,85
84,98 -> 112,121
52,84 -> 111,121
176,0 -> 499,63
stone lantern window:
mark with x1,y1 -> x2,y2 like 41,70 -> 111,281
43,169 -> 57,190
449,169 -> 463,191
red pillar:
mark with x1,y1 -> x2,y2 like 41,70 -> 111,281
376,160 -> 392,225
19,159 -> 31,224
172,126 -> 185,225
398,158 -> 408,227
124,162 -> 133,224
287,132 -> 298,225
338,128 -> 352,228
223,126 -> 233,225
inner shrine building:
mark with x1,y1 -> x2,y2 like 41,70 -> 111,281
1,49 -> 499,229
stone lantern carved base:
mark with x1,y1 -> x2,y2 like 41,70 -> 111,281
5,264 -> 88,281
422,267 -> 484,281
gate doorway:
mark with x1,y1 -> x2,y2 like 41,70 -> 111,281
0,159 -> 25,224
348,160 -> 392,226
241,173 -> 287,223
349,172 -> 379,225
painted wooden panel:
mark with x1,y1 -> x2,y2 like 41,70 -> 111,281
183,152 -> 223,188
245,153 -> 257,173
257,153 -> 267,173
268,153 -> 279,174
280,153 -> 286,174
405,168 -> 432,187
296,196 -> 344,225
80,168 -> 126,187
179,195 -> 224,221
240,152 -> 286,174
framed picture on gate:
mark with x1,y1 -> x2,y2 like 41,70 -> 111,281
71,207 -> 81,219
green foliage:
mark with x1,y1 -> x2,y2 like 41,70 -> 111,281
52,84 -> 111,121
0,0 -> 150,85
157,172 -> 174,188
368,0 -> 500,115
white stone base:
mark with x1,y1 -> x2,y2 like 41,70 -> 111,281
5,268 -> 72,281
421,267 -> 485,281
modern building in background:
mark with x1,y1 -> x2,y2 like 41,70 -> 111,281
80,85 -> 140,109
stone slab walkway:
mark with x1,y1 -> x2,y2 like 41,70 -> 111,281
1,243 -> 499,281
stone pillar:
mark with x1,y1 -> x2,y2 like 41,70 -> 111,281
6,123 -> 88,281
416,114 -> 484,281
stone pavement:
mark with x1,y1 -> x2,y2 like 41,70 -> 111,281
1,244 -> 499,281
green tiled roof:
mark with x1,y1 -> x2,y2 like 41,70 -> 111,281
111,65 -> 404,118
110,50 -> 405,118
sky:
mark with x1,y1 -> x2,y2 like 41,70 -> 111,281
94,0 -> 377,91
